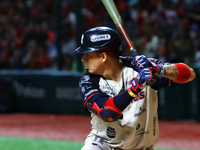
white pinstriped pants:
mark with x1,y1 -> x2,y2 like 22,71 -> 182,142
81,135 -> 153,150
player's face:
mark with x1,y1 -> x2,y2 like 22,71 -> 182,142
81,52 -> 104,75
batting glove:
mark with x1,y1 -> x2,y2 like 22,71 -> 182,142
130,67 -> 152,94
148,59 -> 165,78
121,56 -> 165,78
120,55 -> 152,71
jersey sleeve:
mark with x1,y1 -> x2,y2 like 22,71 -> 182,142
151,76 -> 174,90
79,73 -> 109,108
79,73 -> 134,122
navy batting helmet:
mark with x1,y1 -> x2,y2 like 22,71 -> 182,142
75,27 -> 122,56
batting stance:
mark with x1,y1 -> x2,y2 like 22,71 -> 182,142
74,27 -> 196,150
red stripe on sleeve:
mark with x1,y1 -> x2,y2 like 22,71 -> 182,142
84,92 -> 100,107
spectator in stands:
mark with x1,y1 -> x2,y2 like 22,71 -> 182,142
154,41 -> 177,63
23,40 -> 50,70
195,50 -> 200,63
173,18 -> 195,65
62,54 -> 73,71
0,50 -> 11,69
0,0 -> 199,70
9,39 -> 26,70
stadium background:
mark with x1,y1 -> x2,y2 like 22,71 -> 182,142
0,0 -> 200,149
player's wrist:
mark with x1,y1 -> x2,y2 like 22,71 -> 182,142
127,88 -> 138,97
150,61 -> 165,78
155,64 -> 165,77
128,78 -> 143,97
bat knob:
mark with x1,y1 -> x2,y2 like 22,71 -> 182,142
131,49 -> 138,56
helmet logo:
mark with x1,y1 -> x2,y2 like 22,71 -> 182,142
81,34 -> 84,44
90,34 -> 111,42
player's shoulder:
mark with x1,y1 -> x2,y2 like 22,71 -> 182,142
80,72 -> 102,85
81,72 -> 102,80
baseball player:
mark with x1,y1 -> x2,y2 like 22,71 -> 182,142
74,27 -> 196,150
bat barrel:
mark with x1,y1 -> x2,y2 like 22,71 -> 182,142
102,0 -> 122,26
102,0 -> 138,56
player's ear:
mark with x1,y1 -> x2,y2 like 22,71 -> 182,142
101,52 -> 107,62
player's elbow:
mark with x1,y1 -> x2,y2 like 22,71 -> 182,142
99,108 -> 122,122
188,68 -> 196,82
86,102 -> 122,122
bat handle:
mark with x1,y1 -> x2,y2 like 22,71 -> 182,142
118,25 -> 138,56
131,49 -> 138,57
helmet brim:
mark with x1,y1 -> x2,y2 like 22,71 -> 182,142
74,46 -> 99,53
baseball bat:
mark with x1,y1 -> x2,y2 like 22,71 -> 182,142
101,0 -> 138,56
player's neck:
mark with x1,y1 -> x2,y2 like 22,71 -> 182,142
102,63 -> 123,83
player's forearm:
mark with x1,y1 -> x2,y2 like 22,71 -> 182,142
162,63 -> 196,83
162,64 -> 179,80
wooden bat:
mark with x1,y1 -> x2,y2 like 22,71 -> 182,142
101,0 -> 138,56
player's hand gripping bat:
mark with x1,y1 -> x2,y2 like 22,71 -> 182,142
101,0 -> 138,56
101,0 -> 158,86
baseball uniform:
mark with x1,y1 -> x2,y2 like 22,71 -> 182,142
79,62 -> 171,150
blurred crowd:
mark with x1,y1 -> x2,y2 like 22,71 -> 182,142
0,0 -> 200,71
